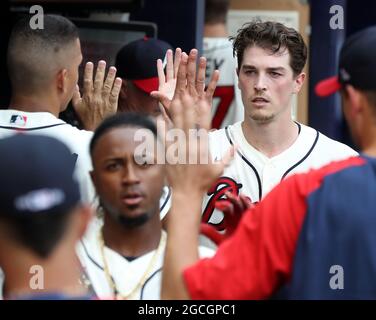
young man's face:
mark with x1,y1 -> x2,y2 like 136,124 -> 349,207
237,45 -> 305,123
91,126 -> 165,228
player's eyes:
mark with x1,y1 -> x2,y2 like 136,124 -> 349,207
106,163 -> 121,171
244,70 -> 256,75
269,72 -> 282,77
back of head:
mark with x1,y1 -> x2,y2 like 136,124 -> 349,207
205,0 -> 230,25
0,134 -> 80,258
315,25 -> 376,115
115,38 -> 172,94
90,112 -> 158,156
7,14 -> 79,95
231,20 -> 307,76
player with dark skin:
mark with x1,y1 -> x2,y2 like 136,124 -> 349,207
90,120 -> 165,259
79,113 -> 214,299
78,114 -> 167,299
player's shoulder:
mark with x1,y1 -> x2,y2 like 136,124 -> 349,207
52,123 -> 93,148
208,122 -> 239,140
208,125 -> 234,157
208,127 -> 226,139
300,123 -> 358,157
283,155 -> 365,198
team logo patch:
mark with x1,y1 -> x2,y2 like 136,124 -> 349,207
202,176 -> 243,231
10,115 -> 27,127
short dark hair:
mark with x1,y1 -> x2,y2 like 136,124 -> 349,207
90,112 -> 158,155
7,14 -> 79,94
0,209 -> 75,258
205,0 -> 230,25
230,20 -> 307,76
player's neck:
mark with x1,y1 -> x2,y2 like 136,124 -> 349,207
359,125 -> 376,158
241,116 -> 299,158
2,246 -> 86,299
102,212 -> 162,258
9,93 -> 60,117
204,23 -> 228,37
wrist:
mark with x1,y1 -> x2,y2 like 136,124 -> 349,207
172,188 -> 205,200
170,190 -> 203,227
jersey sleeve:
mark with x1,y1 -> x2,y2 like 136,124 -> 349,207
183,156 -> 364,299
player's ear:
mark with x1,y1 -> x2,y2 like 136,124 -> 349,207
345,85 -> 363,116
56,68 -> 68,93
293,72 -> 305,94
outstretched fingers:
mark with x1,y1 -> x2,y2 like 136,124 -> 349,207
174,52 -> 188,98
165,49 -> 174,81
108,77 -> 122,109
83,62 -> 94,94
196,56 -> 207,96
102,66 -> 117,97
187,49 -> 198,95
93,60 -> 106,95
173,48 -> 182,77
205,69 -> 220,105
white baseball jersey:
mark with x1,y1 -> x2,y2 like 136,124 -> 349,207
202,121 -> 358,229
203,37 -> 244,129
0,109 -> 95,204
77,217 -> 214,300
0,109 -> 171,217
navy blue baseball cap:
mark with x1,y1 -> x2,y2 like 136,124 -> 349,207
115,37 -> 172,94
315,25 -> 376,97
0,134 -> 80,217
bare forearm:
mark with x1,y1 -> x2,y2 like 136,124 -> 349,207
162,190 -> 203,299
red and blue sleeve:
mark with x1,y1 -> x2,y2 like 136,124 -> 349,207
183,156 -> 364,299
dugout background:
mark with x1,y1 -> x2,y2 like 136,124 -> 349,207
1,0 -> 376,148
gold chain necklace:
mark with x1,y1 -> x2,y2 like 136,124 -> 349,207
98,229 -> 166,300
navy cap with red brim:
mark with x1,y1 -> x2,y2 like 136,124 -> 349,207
315,76 -> 342,97
133,77 -> 159,94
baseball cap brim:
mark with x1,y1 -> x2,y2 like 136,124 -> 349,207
315,76 -> 342,97
133,77 -> 159,94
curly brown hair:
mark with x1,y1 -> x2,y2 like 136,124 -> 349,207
230,20 -> 307,76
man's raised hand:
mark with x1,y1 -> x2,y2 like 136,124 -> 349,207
72,60 -> 122,131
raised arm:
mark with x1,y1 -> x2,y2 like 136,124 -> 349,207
161,89 -> 232,299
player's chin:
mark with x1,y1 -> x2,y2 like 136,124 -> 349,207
249,111 -> 275,123
118,209 -> 151,228
120,204 -> 144,216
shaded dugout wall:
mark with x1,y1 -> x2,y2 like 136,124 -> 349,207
0,0 -> 204,109
309,0 -> 376,149
1,0 -> 376,147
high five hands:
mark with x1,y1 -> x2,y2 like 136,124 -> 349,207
72,60 -> 122,131
151,48 -> 219,125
